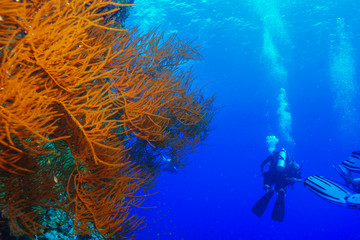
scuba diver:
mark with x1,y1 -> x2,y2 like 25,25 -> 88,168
304,151 -> 360,209
161,155 -> 178,173
252,148 -> 302,222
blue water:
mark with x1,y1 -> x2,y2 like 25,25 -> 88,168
126,1 -> 360,239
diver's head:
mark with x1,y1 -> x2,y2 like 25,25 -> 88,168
273,147 -> 286,154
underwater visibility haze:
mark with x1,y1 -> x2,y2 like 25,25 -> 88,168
130,0 -> 360,239
0,0 -> 360,239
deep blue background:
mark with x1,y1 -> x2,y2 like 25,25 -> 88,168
126,1 -> 360,239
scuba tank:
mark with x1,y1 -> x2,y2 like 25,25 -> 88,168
276,148 -> 287,172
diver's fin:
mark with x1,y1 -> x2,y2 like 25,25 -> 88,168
251,189 -> 274,217
346,194 -> 360,209
271,193 -> 285,222
342,151 -> 360,173
304,175 -> 358,208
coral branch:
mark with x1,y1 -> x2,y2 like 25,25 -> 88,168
0,0 -> 215,239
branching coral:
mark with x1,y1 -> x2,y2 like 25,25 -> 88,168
0,0 -> 214,239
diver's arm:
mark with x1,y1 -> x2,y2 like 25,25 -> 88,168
260,155 -> 272,174
287,177 -> 302,183
286,168 -> 302,183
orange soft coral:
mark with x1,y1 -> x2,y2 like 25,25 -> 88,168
0,0 -> 214,239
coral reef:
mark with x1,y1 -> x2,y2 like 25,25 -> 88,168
0,0 -> 214,239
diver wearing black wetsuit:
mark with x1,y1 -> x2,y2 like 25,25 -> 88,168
252,148 -> 302,222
